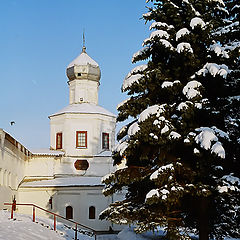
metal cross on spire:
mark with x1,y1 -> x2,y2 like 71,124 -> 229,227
82,29 -> 86,53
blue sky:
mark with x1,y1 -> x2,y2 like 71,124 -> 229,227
0,0 -> 151,149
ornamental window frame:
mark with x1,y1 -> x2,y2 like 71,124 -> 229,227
102,132 -> 109,150
56,132 -> 62,150
76,131 -> 87,148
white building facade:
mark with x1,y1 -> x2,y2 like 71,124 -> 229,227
0,47 -> 123,232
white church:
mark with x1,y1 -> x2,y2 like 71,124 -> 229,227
0,45 -> 123,232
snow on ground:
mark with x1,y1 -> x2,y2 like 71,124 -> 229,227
0,210 -> 239,240
118,227 -> 163,240
0,210 -> 66,240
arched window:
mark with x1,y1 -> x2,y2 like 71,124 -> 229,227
89,206 -> 96,219
66,206 -> 73,219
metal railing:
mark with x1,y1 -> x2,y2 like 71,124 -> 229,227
4,202 -> 97,240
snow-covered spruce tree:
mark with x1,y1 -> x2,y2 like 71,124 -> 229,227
208,2 -> 240,238
100,1 -> 240,239
216,0 -> 240,173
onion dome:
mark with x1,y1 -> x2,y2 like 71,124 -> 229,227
66,47 -> 101,82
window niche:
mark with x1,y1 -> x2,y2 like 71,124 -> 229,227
66,206 -> 73,219
89,206 -> 96,219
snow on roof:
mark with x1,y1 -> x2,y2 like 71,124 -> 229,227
30,148 -> 64,156
49,103 -> 116,118
20,176 -> 103,188
67,51 -> 99,68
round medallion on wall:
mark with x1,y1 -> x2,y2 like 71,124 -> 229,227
74,160 -> 89,170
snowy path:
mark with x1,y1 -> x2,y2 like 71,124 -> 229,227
0,210 -> 239,240
0,210 -> 119,240
0,210 -> 65,240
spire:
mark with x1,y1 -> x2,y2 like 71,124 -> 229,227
82,30 -> 86,53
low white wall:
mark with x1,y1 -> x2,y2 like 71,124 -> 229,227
0,129 -> 29,209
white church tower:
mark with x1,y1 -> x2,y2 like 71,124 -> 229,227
67,45 -> 100,105
48,45 -> 116,177
15,45 -> 122,232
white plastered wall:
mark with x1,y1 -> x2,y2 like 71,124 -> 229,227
18,186 -> 124,231
49,113 -> 116,157
0,129 -> 28,209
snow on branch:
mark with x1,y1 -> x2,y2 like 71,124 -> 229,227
116,157 -> 128,170
159,39 -> 174,50
114,141 -> 129,156
182,80 -> 202,99
168,0 -> 179,9
101,173 -> 115,183
222,175 -> 240,186
145,188 -> 170,202
128,122 -> 140,136
117,98 -> 130,110
177,42 -> 193,53
194,127 -> 227,158
161,80 -> 180,88
177,101 -> 193,111
195,63 -> 230,79
176,28 -> 190,41
209,43 -> 229,58
213,22 -> 239,37
138,104 -> 167,122
190,17 -> 206,29
122,74 -> 143,92
150,163 -> 182,180
142,11 -> 152,18
169,131 -> 181,140
132,46 -> 150,63
125,64 -> 148,79
117,125 -> 127,139
210,0 -> 225,6
218,174 -> 240,193
145,189 -> 160,200
153,117 -> 173,134
183,0 -> 200,16
149,22 -> 174,31
211,126 -> 230,140
223,40 -> 240,51
143,30 -> 170,46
